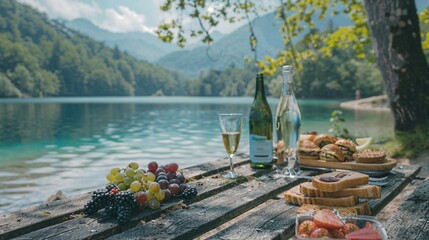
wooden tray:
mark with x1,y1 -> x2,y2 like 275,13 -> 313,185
300,157 -> 398,172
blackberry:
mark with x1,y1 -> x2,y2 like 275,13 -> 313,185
83,188 -> 110,215
116,205 -> 132,225
83,200 -> 99,215
114,191 -> 138,211
181,186 -> 198,199
91,188 -> 109,209
105,199 -> 118,217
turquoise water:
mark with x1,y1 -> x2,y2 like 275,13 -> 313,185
0,97 -> 394,212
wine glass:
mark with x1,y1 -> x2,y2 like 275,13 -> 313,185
219,113 -> 242,179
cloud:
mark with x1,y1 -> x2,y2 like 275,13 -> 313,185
19,0 -> 101,20
99,6 -> 154,34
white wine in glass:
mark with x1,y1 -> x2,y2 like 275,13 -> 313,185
219,113 -> 242,179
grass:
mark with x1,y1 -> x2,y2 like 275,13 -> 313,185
383,124 -> 429,158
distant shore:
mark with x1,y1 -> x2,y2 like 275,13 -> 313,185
340,95 -> 390,112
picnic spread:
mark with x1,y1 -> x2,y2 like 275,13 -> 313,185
0,153 -> 423,240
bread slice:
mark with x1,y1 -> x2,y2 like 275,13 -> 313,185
284,186 -> 358,207
297,202 -> 371,216
312,171 -> 369,192
300,182 -> 381,199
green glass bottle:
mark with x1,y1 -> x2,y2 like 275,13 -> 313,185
249,73 -> 273,169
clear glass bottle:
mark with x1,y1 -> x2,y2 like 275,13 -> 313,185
275,65 -> 301,176
249,73 -> 273,169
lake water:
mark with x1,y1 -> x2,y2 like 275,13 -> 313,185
0,97 -> 394,212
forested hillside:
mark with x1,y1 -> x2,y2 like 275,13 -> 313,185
0,0 -> 188,98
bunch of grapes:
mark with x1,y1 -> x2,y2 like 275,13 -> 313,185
97,161 -> 198,220
84,184 -> 139,224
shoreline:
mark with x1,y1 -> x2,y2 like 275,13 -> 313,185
340,95 -> 390,112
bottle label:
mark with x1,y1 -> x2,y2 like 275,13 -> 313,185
249,134 -> 273,163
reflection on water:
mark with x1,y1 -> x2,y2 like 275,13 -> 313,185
0,97 -> 393,212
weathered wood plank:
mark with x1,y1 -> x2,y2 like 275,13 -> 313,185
11,163 -> 270,240
385,179 -> 429,240
368,165 -> 421,215
0,193 -> 89,240
107,171 -> 317,240
207,199 -> 297,240
207,165 -> 421,240
0,155 -> 249,240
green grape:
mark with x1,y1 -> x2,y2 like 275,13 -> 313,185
147,190 -> 154,201
155,190 -> 165,201
149,182 -> 160,193
115,172 -> 125,182
117,183 -> 127,191
143,172 -> 156,182
106,173 -> 115,182
130,181 -> 142,192
134,173 -> 143,182
111,167 -> 121,175
148,198 -> 161,209
125,167 -> 135,178
129,162 -> 139,170
123,176 -> 132,186
135,169 -> 145,175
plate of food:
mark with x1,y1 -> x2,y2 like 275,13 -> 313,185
296,133 -> 397,172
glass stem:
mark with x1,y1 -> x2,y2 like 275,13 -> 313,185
229,154 -> 234,173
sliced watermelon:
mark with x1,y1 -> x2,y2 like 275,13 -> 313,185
313,209 -> 344,229
345,228 -> 382,240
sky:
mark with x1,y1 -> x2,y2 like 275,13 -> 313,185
18,0 -> 248,35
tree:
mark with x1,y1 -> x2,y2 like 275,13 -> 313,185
364,0 -> 429,131
157,0 -> 429,133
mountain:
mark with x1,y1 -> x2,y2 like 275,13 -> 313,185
0,0 -> 188,98
65,18 -> 181,62
156,12 -> 352,78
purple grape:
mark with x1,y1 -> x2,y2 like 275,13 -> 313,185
158,179 -> 169,189
167,172 -> 176,180
169,179 -> 180,185
176,173 -> 186,184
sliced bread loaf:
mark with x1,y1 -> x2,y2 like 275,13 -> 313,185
312,171 -> 369,192
284,186 -> 358,207
300,182 -> 381,199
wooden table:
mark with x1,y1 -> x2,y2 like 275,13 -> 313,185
385,178 -> 429,240
0,154 -> 421,240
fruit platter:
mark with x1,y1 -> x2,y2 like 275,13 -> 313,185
295,133 -> 397,173
296,209 -> 387,240
83,161 -> 198,224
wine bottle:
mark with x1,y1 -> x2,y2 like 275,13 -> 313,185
275,65 -> 302,174
249,73 -> 273,169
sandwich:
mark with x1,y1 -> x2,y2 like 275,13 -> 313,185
319,144 -> 345,162
335,139 -> 357,161
300,133 -> 317,142
353,149 -> 386,163
313,134 -> 335,148
299,140 -> 321,160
